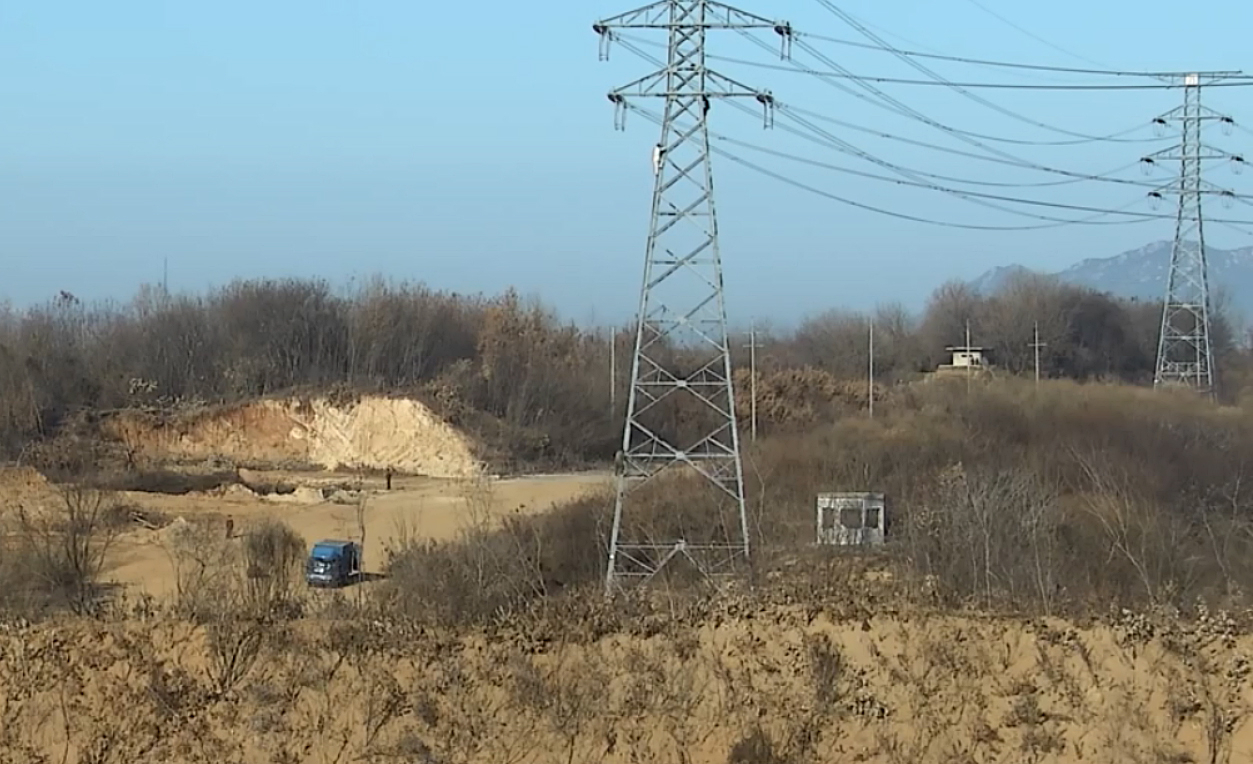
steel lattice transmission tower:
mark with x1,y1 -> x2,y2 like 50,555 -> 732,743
593,2 -> 790,594
1144,72 -> 1242,397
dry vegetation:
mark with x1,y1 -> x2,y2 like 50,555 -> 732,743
2,270 -> 1251,471
4,272 -> 1253,761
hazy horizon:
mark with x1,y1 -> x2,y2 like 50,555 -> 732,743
4,1 -> 1252,326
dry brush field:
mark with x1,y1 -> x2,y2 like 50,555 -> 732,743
3,376 -> 1253,761
5,275 -> 1253,762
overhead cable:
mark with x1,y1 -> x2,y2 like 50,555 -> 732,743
629,104 -> 1159,230
957,0 -> 1113,69
777,103 -> 1160,187
794,30 -> 1246,79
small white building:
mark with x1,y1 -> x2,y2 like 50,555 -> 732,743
947,349 -> 987,368
817,492 -> 887,547
934,345 -> 994,377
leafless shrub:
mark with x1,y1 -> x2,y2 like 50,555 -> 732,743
203,596 -> 269,697
380,484 -> 606,627
804,633 -> 845,712
507,646 -> 608,764
12,484 -> 122,615
164,518 -> 304,697
725,727 -> 793,764
163,518 -> 240,621
241,519 -> 307,618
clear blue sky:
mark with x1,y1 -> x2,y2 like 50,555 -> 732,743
2,0 -> 1251,327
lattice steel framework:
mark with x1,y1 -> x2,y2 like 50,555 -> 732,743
593,1 -> 789,594
1144,72 -> 1241,397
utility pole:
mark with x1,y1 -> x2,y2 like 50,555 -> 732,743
609,328 -> 617,414
867,319 -> 874,419
1142,71 -> 1243,399
1029,320 -> 1046,387
966,321 -> 972,393
594,2 -> 791,594
945,320 -> 982,395
744,322 -> 762,442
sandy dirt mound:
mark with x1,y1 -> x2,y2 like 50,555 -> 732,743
0,464 -> 51,501
111,395 -> 482,478
2,606 -> 1252,763
0,466 -> 61,523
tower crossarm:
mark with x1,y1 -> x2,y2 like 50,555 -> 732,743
594,1 -> 792,62
611,68 -> 771,101
1151,104 -> 1234,124
594,1 -> 783,31
1147,179 -> 1239,198
1142,145 -> 1237,164
1149,71 -> 1242,87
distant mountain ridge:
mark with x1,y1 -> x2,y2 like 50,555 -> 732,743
968,241 -> 1253,319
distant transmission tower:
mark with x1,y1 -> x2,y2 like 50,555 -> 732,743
1143,72 -> 1242,398
593,2 -> 790,594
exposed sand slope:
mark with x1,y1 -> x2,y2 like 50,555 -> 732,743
3,606 -> 1252,763
108,395 -> 482,478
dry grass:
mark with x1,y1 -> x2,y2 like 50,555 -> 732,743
1,592 -> 1251,764
3,375 -> 1253,762
376,376 -> 1253,623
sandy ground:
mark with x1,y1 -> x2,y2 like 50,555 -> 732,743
107,470 -> 613,598
4,603 -> 1253,763
6,466 -> 1253,762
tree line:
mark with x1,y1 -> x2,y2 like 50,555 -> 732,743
0,271 -> 1248,463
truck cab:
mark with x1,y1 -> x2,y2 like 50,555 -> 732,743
305,539 -> 362,587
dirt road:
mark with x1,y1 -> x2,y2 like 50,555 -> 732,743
107,470 -> 613,598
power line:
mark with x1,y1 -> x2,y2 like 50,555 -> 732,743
754,103 -> 1161,223
625,103 -> 1162,230
711,129 -> 1185,219
958,0 -> 1112,69
713,136 -> 1253,230
722,56 -> 1253,90
801,2 -> 1244,152
806,0 -> 1183,147
623,30 -> 1182,145
746,29 -> 1154,158
628,102 -> 1253,229
722,106 -> 1253,217
772,102 -> 1162,190
794,31 -> 1245,79
782,103 -> 1252,204
805,0 -> 1248,160
714,144 -> 1152,230
615,33 -> 1143,194
777,103 -> 1160,185
784,35 -> 1197,176
764,101 -> 1163,224
1225,118 -> 1253,141
614,33 -> 1248,208
762,118 -> 1149,190
605,18 -> 1253,232
1217,222 -> 1253,237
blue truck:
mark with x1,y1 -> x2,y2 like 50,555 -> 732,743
304,539 -> 362,587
